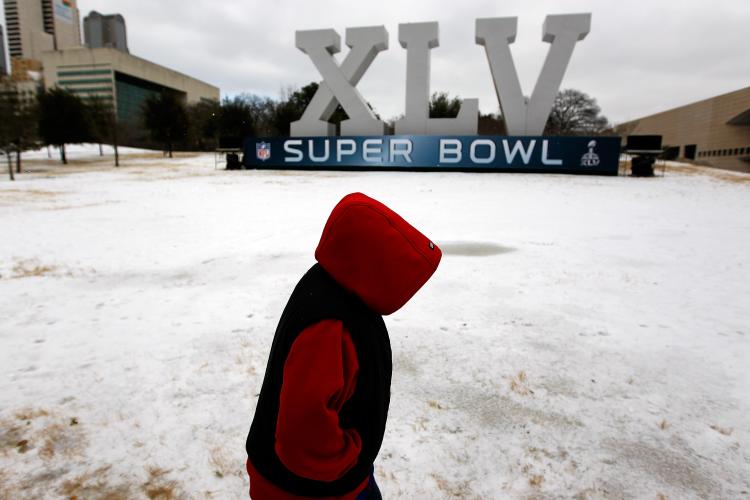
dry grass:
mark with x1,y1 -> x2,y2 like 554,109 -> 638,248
619,159 -> 750,184
0,188 -> 62,199
662,162 -> 750,184
14,408 -> 49,421
38,421 -> 87,460
0,420 -> 26,456
509,370 -> 534,396
142,466 -> 181,500
0,471 -> 10,500
59,465 -> 132,500
429,473 -> 478,498
709,424 -> 733,436
529,474 -> 545,487
412,416 -> 428,432
1,408 -> 186,499
427,400 -> 446,410
208,446 -> 241,479
10,260 -> 58,279
658,419 -> 669,431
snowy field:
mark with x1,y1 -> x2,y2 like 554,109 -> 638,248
1,147 -> 749,499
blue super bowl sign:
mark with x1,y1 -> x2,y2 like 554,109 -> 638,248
243,136 -> 620,175
242,15 -> 620,175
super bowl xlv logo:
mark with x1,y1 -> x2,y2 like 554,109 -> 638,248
292,14 -> 591,137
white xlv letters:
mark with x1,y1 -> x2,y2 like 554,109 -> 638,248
292,14 -> 591,137
395,22 -> 478,135
476,14 -> 591,135
291,27 -> 388,136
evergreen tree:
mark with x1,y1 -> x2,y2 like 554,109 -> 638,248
38,88 -> 90,164
0,88 -> 19,180
141,91 -> 189,158
428,91 -> 462,118
270,83 -> 347,136
0,84 -> 39,175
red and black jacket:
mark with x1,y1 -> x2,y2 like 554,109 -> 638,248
246,193 -> 442,499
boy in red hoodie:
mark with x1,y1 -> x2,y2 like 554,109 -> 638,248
246,193 -> 442,499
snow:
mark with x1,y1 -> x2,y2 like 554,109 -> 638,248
1,147 -> 749,498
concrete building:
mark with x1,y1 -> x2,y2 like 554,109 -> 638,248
43,0 -> 82,50
42,47 -> 219,124
3,0 -> 81,80
83,11 -> 127,53
0,24 -> 7,76
3,0 -> 54,61
0,78 -> 40,106
617,86 -> 750,173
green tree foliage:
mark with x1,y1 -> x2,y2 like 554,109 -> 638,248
271,83 -> 318,136
429,91 -> 462,118
478,112 -> 506,135
0,84 -> 39,176
38,87 -> 90,164
141,91 -> 189,158
544,89 -> 610,136
271,83 -> 347,136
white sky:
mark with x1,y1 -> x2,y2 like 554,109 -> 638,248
2,0 -> 749,124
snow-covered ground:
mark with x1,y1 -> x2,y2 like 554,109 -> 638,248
1,147 -> 748,499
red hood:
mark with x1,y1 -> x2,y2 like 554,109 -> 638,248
315,193 -> 442,316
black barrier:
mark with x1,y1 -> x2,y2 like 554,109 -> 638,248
243,135 -> 621,175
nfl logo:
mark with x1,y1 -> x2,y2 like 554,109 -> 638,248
256,142 -> 271,161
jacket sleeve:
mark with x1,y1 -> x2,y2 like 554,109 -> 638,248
274,319 -> 362,482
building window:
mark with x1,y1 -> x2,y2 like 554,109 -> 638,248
114,71 -> 187,124
59,78 -> 113,85
58,69 -> 113,77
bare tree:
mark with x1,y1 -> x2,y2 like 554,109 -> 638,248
544,89 -> 610,136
